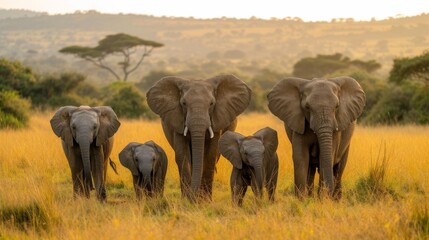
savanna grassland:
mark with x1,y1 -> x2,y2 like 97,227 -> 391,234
1,113 -> 429,239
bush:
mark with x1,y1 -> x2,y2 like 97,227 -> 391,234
0,91 -> 31,129
103,82 -> 156,119
30,72 -> 85,109
0,58 -> 36,98
363,86 -> 413,125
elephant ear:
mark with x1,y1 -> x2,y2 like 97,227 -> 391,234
119,142 -> 140,176
267,77 -> 310,134
93,106 -> 121,146
146,76 -> 188,134
145,140 -> 168,173
329,77 -> 366,131
219,131 -> 245,169
253,127 -> 278,161
50,106 -> 78,146
207,74 -> 251,131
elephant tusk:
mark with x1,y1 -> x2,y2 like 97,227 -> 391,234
335,128 -> 339,131
208,126 -> 214,139
184,126 -> 188,136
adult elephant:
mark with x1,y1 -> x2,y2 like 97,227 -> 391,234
50,106 -> 120,202
146,74 -> 251,201
268,77 -> 365,199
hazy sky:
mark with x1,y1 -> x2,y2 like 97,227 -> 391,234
1,0 -> 429,21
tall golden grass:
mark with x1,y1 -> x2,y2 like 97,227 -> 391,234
1,113 -> 428,239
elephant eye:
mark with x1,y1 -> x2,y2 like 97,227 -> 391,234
210,101 -> 214,106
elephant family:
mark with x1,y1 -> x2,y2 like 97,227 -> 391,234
119,141 -> 168,199
146,74 -> 251,201
268,77 -> 365,199
50,106 -> 120,202
219,127 -> 279,206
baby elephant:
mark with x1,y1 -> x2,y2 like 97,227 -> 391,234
219,127 -> 279,206
119,141 -> 168,199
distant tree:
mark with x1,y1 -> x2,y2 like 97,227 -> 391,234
292,53 -> 381,79
136,70 -> 176,92
59,33 -> 163,81
389,51 -> 429,85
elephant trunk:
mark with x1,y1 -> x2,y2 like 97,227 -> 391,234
139,162 -> 153,193
253,164 -> 264,199
190,130 -> 206,199
78,136 -> 93,196
317,126 -> 334,196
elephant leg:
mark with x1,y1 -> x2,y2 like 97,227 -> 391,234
64,144 -> 86,198
231,169 -> 248,206
307,164 -> 317,197
201,135 -> 220,200
92,146 -> 106,202
333,146 -> 350,200
173,133 -> 192,198
176,149 -> 191,198
133,175 -> 143,200
292,138 -> 310,199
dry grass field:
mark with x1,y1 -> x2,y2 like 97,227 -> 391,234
0,113 -> 428,239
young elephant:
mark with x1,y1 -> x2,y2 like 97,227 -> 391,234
119,141 -> 168,199
50,106 -> 120,202
219,127 -> 279,206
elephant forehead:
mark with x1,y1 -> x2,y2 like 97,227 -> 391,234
135,145 -> 156,156
71,110 -> 98,123
241,137 -> 264,151
305,80 -> 339,93
304,82 -> 339,103
185,81 -> 214,93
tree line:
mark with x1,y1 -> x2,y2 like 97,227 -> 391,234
1,41 -> 428,129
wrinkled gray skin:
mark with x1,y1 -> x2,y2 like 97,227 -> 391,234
268,77 -> 365,199
50,106 -> 120,202
119,141 -> 168,199
146,74 -> 251,201
219,127 -> 279,206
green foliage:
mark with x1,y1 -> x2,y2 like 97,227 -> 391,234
363,86 -> 413,125
292,53 -> 381,79
59,33 -> 164,81
136,70 -> 176,92
407,87 -> 429,124
0,58 -> 36,98
0,91 -> 30,129
103,82 -> 155,119
96,33 -> 163,53
30,72 -> 85,108
389,51 -> 429,84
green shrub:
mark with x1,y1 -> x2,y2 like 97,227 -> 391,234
103,82 -> 156,119
363,86 -> 413,125
0,58 -> 36,97
0,91 -> 30,129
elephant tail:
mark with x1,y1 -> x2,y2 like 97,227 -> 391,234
109,158 -> 119,175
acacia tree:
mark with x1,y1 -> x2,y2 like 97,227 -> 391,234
59,33 -> 163,81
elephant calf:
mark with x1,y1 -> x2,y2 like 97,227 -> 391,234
50,106 -> 120,202
119,141 -> 168,199
219,127 -> 279,206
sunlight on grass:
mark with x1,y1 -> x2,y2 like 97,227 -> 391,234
0,113 -> 428,239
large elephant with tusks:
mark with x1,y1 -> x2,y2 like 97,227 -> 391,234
146,74 -> 251,201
